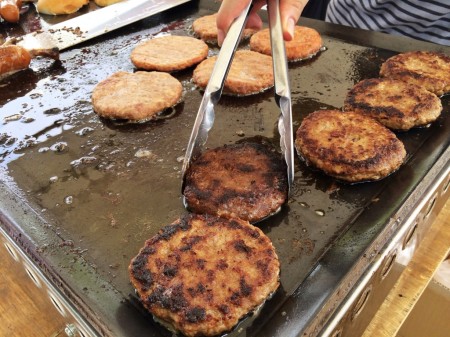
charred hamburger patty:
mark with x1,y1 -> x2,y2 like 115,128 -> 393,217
129,213 -> 280,337
130,35 -> 209,72
193,50 -> 274,96
295,110 -> 406,182
379,51 -> 450,96
344,78 -> 442,131
183,142 -> 288,223
250,26 -> 323,61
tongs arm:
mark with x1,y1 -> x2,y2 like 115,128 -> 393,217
268,0 -> 295,193
181,2 -> 253,178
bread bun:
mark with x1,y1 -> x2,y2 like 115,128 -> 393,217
36,0 -> 89,15
94,0 -> 123,7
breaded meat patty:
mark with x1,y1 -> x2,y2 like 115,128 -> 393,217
131,35 -> 209,72
192,13 -> 258,44
250,26 -> 323,61
183,143 -> 288,223
193,50 -> 274,96
129,213 -> 280,337
344,78 -> 442,131
380,51 -> 450,96
91,71 -> 182,121
295,110 -> 406,182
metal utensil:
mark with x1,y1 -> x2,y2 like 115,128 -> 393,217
181,2 -> 253,177
181,0 -> 294,193
267,0 -> 295,192
14,0 -> 191,52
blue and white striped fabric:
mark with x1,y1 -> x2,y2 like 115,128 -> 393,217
325,0 -> 450,46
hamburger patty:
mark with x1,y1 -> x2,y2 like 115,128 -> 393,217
91,71 -> 182,121
344,78 -> 443,131
193,50 -> 274,96
183,143 -> 288,223
295,110 -> 406,182
379,51 -> 450,96
192,13 -> 258,44
129,213 -> 280,337
130,35 -> 209,72
250,26 -> 323,61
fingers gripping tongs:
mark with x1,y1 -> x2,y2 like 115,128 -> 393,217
181,0 -> 295,193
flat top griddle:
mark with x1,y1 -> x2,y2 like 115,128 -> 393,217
0,1 -> 449,336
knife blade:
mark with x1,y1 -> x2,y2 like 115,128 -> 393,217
16,0 -> 190,52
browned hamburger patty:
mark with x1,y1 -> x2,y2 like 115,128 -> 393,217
129,213 -> 280,337
295,110 -> 406,182
130,35 -> 209,72
91,71 -> 182,121
344,78 -> 443,131
192,13 -> 258,43
193,50 -> 274,96
183,143 -> 288,223
250,26 -> 323,61
379,51 -> 450,96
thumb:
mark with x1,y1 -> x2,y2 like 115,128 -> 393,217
217,0 -> 253,46
279,0 -> 309,41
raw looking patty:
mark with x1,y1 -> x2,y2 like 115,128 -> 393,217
379,51 -> 450,96
344,78 -> 442,131
193,50 -> 274,96
130,35 -> 209,72
91,71 -> 182,121
183,142 -> 288,223
295,110 -> 406,183
250,26 -> 323,61
129,213 -> 280,337
192,13 -> 258,43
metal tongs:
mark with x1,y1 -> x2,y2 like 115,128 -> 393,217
181,0 -> 295,193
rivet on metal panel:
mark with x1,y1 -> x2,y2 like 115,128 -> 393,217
380,249 -> 397,280
402,222 -> 418,250
351,284 -> 372,321
64,323 -> 79,337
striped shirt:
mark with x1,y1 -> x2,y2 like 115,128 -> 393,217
325,0 -> 450,46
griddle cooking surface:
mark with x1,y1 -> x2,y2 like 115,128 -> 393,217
0,1 -> 449,336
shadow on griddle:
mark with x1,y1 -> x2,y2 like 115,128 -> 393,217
287,47 -> 326,69
98,102 -> 185,132
119,295 -> 174,337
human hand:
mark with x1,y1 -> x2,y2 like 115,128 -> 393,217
216,0 -> 309,45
